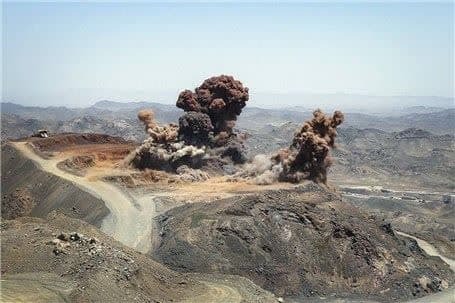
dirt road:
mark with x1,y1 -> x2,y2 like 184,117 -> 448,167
396,231 -> 455,272
397,231 -> 455,303
0,272 -> 75,303
287,230 -> 455,303
8,142 -> 281,303
10,142 -> 454,303
12,142 -> 154,253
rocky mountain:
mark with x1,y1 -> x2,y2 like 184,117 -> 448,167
246,123 -> 454,191
1,113 -> 146,142
238,108 -> 455,135
1,113 -> 51,140
154,183 -> 454,301
2,101 -> 454,140
1,101 -> 180,123
1,143 -> 109,224
1,102 -> 84,121
2,116 -> 453,302
1,212 -> 277,303
2,101 -> 453,190
331,127 -> 454,190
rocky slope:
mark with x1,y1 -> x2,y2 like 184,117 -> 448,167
341,186 -> 455,260
1,213 -> 191,302
2,102 -> 454,141
2,101 -> 453,190
1,212 -> 277,303
332,127 -> 455,190
154,183 -> 454,302
1,143 -> 109,225
246,124 -> 454,190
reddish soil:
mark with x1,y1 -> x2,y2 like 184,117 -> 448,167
29,133 -> 135,152
22,133 -> 137,176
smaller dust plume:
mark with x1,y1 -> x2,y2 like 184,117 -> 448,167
137,109 -> 179,144
235,109 -> 344,185
273,109 -> 344,184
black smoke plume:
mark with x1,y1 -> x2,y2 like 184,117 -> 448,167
176,75 -> 250,164
176,75 -> 249,136
128,75 -> 250,173
178,111 -> 214,146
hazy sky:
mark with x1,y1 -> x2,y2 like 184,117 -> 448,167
2,2 -> 454,107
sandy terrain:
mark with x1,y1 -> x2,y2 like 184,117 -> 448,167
0,215 -> 277,303
12,140 -> 294,253
9,137 -> 454,303
12,142 -> 153,253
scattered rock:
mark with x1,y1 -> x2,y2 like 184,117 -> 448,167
380,222 -> 395,235
155,186 -> 454,300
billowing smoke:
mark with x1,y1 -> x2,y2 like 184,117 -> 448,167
178,111 -> 214,146
176,165 -> 210,182
273,109 -> 344,184
234,109 -> 344,185
127,109 -> 206,171
130,139 -> 206,171
176,75 -> 249,136
176,75 -> 250,164
137,109 -> 179,144
128,75 -> 250,174
129,77 -> 343,184
232,154 -> 282,185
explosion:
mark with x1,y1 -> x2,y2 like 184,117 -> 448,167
176,75 -> 249,137
273,109 -> 344,184
177,111 -> 214,146
128,75 -> 343,185
137,109 -> 178,144
128,75 -> 249,173
234,109 -> 344,185
128,109 -> 205,171
176,75 -> 249,162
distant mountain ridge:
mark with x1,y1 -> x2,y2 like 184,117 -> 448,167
1,101 -> 454,142
1,101 -> 453,190
251,92 -> 454,112
92,100 -> 176,112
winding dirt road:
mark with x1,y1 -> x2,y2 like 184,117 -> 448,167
9,142 -> 281,303
0,272 -> 76,303
396,231 -> 455,272
397,231 -> 455,303
289,231 -> 455,303
12,142 -> 154,253
180,281 -> 242,303
10,142 -> 454,303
